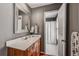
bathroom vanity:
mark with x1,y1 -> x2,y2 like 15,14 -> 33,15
7,3 -> 41,56
6,35 -> 41,56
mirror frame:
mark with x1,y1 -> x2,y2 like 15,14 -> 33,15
13,3 -> 29,34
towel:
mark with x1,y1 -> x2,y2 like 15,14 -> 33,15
71,32 -> 79,56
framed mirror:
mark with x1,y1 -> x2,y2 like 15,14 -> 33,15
13,3 -> 31,34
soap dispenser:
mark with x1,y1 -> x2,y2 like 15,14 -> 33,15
30,25 -> 35,34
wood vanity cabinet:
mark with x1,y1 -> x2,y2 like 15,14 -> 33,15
7,39 -> 40,56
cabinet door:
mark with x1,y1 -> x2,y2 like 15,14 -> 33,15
37,40 -> 40,56
27,45 -> 34,56
27,40 -> 40,56
7,47 -> 14,56
7,47 -> 28,56
34,40 -> 40,56
13,48 -> 24,56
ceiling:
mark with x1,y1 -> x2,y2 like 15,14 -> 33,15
27,3 -> 53,8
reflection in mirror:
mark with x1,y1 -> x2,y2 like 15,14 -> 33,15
13,3 -> 31,34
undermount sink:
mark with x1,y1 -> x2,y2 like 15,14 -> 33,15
24,35 -> 39,40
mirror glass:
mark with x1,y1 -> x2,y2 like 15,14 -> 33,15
13,3 -> 31,34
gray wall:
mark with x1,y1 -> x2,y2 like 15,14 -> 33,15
0,3 -> 31,56
31,3 -> 62,52
68,3 -> 79,55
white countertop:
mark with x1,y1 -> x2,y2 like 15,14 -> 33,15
6,35 -> 41,51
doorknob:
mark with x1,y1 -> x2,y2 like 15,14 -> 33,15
56,39 -> 58,45
61,40 -> 66,42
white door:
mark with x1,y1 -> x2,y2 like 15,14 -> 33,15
57,4 -> 66,56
